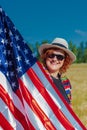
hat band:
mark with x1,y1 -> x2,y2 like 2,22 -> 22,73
52,43 -> 67,49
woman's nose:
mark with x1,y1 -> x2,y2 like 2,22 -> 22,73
52,56 -> 58,60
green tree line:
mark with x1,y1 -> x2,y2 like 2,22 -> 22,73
28,40 -> 87,63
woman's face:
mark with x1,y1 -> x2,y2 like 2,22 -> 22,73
45,49 -> 65,73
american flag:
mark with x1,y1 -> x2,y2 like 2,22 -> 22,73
0,7 -> 86,130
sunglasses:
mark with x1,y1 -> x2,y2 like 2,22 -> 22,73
47,53 -> 65,61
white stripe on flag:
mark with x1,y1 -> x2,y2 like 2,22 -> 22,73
0,71 -> 29,129
0,71 -> 27,116
22,98 -> 46,130
32,62 -> 84,130
20,72 -> 65,130
0,99 -> 24,130
0,127 -> 4,130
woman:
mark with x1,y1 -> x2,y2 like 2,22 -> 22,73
38,37 -> 76,105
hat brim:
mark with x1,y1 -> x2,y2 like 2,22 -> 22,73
39,44 -> 76,63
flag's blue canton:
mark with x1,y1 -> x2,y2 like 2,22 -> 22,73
0,7 -> 37,91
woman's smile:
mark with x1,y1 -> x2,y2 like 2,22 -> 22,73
46,50 -> 65,73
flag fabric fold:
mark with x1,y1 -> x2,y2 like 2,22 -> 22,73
0,7 -> 86,130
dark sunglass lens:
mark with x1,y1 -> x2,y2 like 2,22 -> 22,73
48,54 -> 55,58
57,55 -> 65,60
48,53 -> 65,61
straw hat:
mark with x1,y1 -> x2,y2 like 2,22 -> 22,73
39,38 -> 76,63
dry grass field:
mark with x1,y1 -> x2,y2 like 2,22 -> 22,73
66,63 -> 87,127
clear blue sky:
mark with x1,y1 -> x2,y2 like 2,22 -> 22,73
0,0 -> 87,46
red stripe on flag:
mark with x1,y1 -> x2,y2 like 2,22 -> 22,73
19,78 -> 56,130
37,61 -> 87,130
0,84 -> 30,130
27,67 -> 75,130
26,117 -> 35,130
15,89 -> 36,130
15,89 -> 24,107
0,113 -> 14,130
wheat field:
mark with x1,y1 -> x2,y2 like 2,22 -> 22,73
66,63 -> 87,127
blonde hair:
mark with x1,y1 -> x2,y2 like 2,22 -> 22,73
40,48 -> 72,74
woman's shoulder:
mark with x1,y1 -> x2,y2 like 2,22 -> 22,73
61,75 -> 72,103
61,75 -> 70,82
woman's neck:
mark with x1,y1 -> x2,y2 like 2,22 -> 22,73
50,71 -> 59,79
